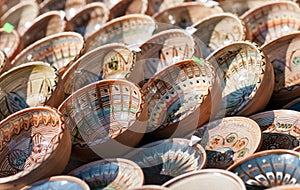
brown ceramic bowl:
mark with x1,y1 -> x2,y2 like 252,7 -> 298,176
206,41 -> 274,117
0,28 -> 22,62
109,0 -> 148,20
241,1 -> 300,46
58,79 -> 147,161
0,106 -> 71,189
249,109 -> 300,151
146,0 -> 190,16
0,0 -> 22,18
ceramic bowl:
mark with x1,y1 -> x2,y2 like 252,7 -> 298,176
21,11 -> 66,48
21,175 -> 89,190
163,169 -> 246,190
249,109 -> 300,151
0,1 -> 39,35
283,97 -> 300,111
266,184 -> 300,190
0,28 -> 22,62
69,158 -> 144,189
146,0 -> 189,16
227,149 -> 300,189
0,62 -> 59,121
141,59 -> 218,138
206,41 -> 274,117
262,32 -> 300,107
66,2 -> 109,39
191,12 -> 246,58
128,29 -> 195,86
85,14 -> 156,52
131,185 -> 169,190
189,116 -> 262,169
0,0 -> 22,18
126,138 -> 207,185
109,0 -> 148,20
0,106 -> 71,189
241,1 -> 300,46
61,43 -> 135,98
11,32 -> 84,74
58,79 -> 147,161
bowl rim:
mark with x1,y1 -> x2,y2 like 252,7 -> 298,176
109,0 -> 148,20
283,97 -> 300,110
0,28 -> 21,60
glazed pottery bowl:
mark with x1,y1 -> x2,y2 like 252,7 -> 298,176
66,2 -> 109,39
249,109 -> 300,151
126,138 -> 207,185
189,116 -> 262,169
11,32 -> 84,74
62,43 -> 135,98
266,184 -> 300,190
283,97 -> 300,111
241,1 -> 300,46
141,59 -> 218,138
146,0 -> 188,16
0,0 -> 22,18
227,149 -> 300,189
262,32 -> 300,107
0,106 -> 71,189
128,29 -> 195,86
69,158 -> 144,189
58,79 -> 147,161
0,62 -> 59,121
0,28 -> 21,62
85,14 -> 156,52
131,185 -> 169,190
109,0 -> 148,20
21,11 -> 66,48
21,175 -> 89,190
163,169 -> 246,190
206,41 -> 274,117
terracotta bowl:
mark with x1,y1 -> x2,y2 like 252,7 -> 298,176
227,149 -> 300,189
163,169 -> 246,190
21,11 -> 66,48
131,185 -> 169,190
0,1 -> 39,35
206,41 -> 274,117
262,32 -> 300,107
249,109 -> 300,151
11,32 -> 84,74
241,1 -> 300,46
58,79 -> 147,161
85,14 -> 156,52
69,158 -> 144,189
66,2 -> 109,39
125,138 -> 207,185
266,185 -> 300,190
283,97 -> 300,111
141,59 -> 218,138
189,116 -> 262,169
21,175 -> 89,190
0,62 -> 59,121
128,29 -> 195,86
62,43 -> 135,98
146,0 -> 189,16
109,0 -> 148,20
0,106 -> 71,189
0,28 -> 21,62
191,12 -> 246,58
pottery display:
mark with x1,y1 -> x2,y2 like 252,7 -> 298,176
0,106 -> 71,189
206,41 -> 274,117
0,28 -> 22,62
109,0 -> 148,20
249,109 -> 300,151
163,169 -> 246,190
69,158 -> 144,189
126,138 -> 207,185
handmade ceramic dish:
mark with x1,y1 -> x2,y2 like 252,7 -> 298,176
128,29 -> 195,86
266,185 -> 300,190
189,116 -> 262,169
131,185 -> 169,190
206,41 -> 274,117
163,169 -> 246,190
109,0 -> 148,20
0,28 -> 21,62
141,59 -> 218,138
69,158 -> 144,189
66,2 -> 109,39
21,175 -> 89,190
11,32 -> 84,74
126,138 -> 207,185
249,109 -> 300,151
262,32 -> 300,107
241,1 -> 300,46
0,106 -> 71,189
0,62 -> 59,121
85,14 -> 156,52
146,0 -> 188,16
21,11 -> 66,48
227,149 -> 300,189
61,43 -> 135,98
283,97 -> 300,111
0,0 -> 22,18
58,79 -> 147,161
